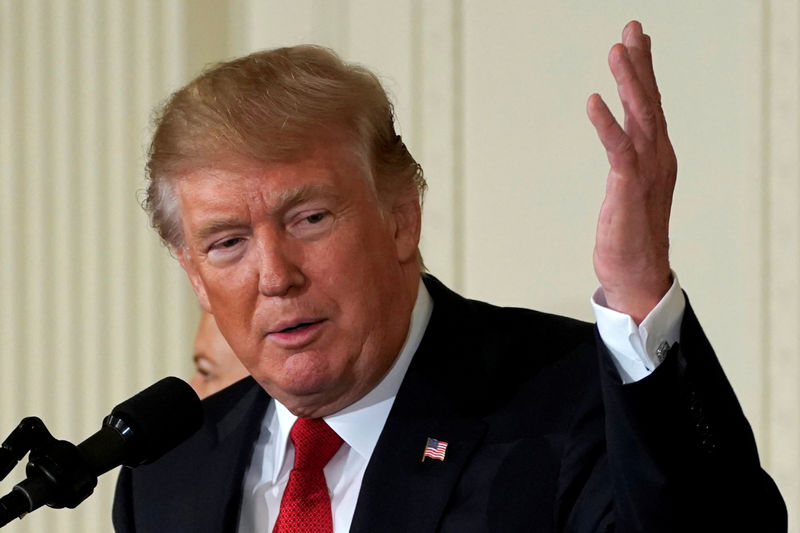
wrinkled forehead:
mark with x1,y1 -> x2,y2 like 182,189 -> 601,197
155,131 -> 385,250
173,140 -> 380,216
170,133 -> 377,200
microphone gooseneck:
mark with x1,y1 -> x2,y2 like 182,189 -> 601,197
0,377 -> 203,528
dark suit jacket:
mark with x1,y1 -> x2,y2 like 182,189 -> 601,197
113,276 -> 787,532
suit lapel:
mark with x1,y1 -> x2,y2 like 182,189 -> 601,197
125,376 -> 270,533
350,412 -> 485,532
350,276 -> 487,532
202,377 -> 271,531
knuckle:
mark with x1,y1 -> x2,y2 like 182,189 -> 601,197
640,105 -> 657,127
614,132 -> 634,154
652,90 -> 662,105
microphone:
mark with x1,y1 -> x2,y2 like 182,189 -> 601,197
0,377 -> 203,527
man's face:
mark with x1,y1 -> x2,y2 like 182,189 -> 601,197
175,140 -> 421,417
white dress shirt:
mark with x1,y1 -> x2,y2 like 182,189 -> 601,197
237,276 -> 685,531
592,272 -> 685,383
237,281 -> 433,533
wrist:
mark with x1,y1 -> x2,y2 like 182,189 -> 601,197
602,272 -> 672,324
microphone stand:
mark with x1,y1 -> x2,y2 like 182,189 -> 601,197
0,417 -> 97,528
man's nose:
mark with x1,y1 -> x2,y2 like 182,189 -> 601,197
256,238 -> 305,297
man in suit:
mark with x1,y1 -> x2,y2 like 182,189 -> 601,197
113,21 -> 787,532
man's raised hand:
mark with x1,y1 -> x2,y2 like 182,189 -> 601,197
587,21 -> 677,324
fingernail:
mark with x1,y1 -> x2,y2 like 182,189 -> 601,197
624,21 -> 642,44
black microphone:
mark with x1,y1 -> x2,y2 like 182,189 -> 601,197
0,376 -> 203,527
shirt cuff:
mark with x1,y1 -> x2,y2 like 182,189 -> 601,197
591,273 -> 686,384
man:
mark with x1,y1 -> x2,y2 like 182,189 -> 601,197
189,311 -> 250,399
113,21 -> 786,532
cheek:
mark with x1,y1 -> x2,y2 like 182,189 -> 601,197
326,228 -> 397,283
224,336 -> 263,378
203,284 -> 260,359
332,267 -> 398,353
203,261 -> 257,310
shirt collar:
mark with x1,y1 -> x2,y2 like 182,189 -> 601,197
270,279 -> 433,476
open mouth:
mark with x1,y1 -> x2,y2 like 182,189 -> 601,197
268,319 -> 325,347
275,318 -> 327,335
280,322 -> 317,333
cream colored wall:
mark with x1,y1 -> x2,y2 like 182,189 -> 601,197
0,1 -> 796,531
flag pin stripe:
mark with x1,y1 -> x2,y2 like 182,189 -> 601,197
422,437 -> 448,462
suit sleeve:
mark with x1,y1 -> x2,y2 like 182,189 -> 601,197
597,298 -> 787,532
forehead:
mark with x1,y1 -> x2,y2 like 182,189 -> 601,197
176,141 -> 373,206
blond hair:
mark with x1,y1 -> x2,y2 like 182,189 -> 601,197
143,45 -> 425,248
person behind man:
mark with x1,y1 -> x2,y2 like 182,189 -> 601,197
113,21 -> 786,532
189,311 -> 250,399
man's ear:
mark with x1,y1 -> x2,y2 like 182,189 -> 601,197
176,247 -> 212,313
390,190 -> 422,264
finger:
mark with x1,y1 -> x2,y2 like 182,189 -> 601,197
622,21 -> 661,106
608,43 -> 658,146
586,93 -> 637,172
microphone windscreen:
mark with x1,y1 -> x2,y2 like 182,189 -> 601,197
109,377 -> 203,466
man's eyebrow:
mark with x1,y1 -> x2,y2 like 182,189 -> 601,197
190,184 -> 339,243
271,183 -> 338,210
192,217 -> 247,243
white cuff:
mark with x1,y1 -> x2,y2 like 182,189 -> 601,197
591,273 -> 686,384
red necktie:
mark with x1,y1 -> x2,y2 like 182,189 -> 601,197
273,418 -> 344,533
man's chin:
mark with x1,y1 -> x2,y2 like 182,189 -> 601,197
271,387 -> 349,419
257,369 -> 349,418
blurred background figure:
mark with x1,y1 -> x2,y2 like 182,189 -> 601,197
189,311 -> 250,399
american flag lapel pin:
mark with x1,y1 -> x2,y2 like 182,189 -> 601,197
422,437 -> 448,462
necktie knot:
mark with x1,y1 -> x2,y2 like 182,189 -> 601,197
290,417 -> 343,472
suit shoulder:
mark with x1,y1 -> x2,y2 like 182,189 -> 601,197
423,274 -> 594,350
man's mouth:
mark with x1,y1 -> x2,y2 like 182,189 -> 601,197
270,318 -> 326,336
268,319 -> 326,349
279,322 -> 318,333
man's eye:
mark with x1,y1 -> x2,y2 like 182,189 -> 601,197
221,238 -> 242,248
287,210 -> 332,239
211,237 -> 243,250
